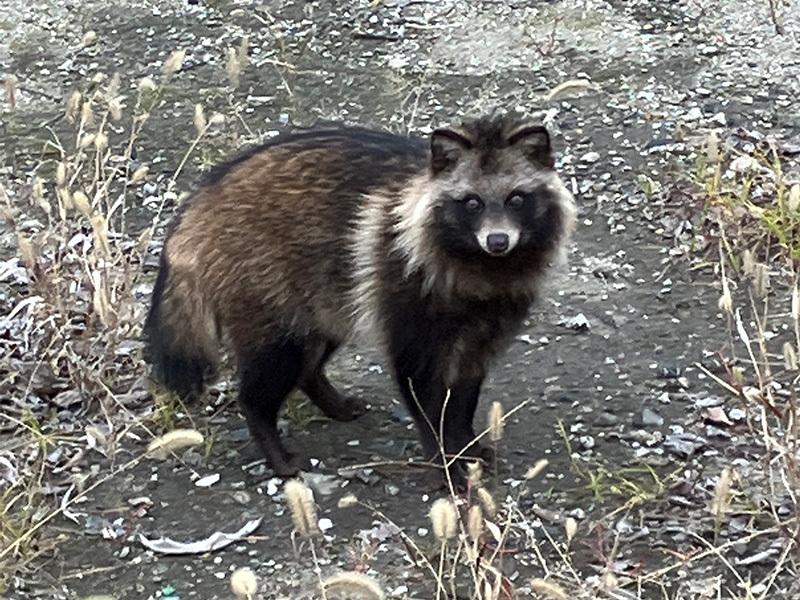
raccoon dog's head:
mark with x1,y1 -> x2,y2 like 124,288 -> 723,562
426,117 -> 572,260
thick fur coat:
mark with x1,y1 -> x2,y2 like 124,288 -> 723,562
145,115 -> 576,483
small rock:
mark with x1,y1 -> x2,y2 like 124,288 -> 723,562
685,107 -> 703,121
709,112 -> 726,125
638,408 -> 664,427
580,151 -> 601,163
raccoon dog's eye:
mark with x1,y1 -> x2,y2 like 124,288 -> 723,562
505,193 -> 524,208
460,195 -> 484,212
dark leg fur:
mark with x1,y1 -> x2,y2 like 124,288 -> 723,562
393,359 -> 492,481
383,287 -> 531,487
237,338 -> 308,476
298,338 -> 366,421
387,315 -> 493,487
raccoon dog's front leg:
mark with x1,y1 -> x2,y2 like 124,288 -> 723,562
390,333 -> 492,486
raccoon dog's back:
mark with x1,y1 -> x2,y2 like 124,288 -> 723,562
144,126 -> 427,396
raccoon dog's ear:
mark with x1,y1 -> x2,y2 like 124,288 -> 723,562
508,125 -> 554,168
430,129 -> 473,174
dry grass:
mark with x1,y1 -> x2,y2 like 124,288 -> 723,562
0,43 -> 246,592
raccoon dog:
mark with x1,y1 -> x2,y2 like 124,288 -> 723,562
144,114 -> 576,483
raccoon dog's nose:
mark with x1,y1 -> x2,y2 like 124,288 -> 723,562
486,233 -> 510,255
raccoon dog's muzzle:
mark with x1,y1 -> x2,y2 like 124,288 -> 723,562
477,217 -> 520,257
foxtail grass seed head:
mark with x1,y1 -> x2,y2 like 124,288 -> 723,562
146,428 -> 204,459
731,366 -> 744,386
33,177 -> 50,215
718,273 -> 732,313
138,77 -> 156,92
337,494 -> 358,509
79,133 -> 96,149
209,112 -> 225,126
226,47 -> 242,88
33,176 -> 45,200
742,248 -> 755,276
57,187 -> 74,213
529,578 -> 567,600
73,190 -> 92,218
91,214 -> 111,257
789,184 -> 800,214
108,98 -> 122,121
94,131 -> 109,151
17,235 -> 36,272
524,458 -> 549,480
107,72 -> 120,98
565,517 -> 578,544
321,572 -> 385,600
711,467 -> 733,519
752,263 -> 768,298
476,487 -> 496,518
81,30 -> 97,47
717,290 -> 732,313
488,401 -> 504,442
467,460 -> 482,487
163,49 -> 186,77
230,567 -> 258,599
56,162 -> 67,188
601,571 -> 618,589
81,101 -> 94,127
130,165 -> 149,184
5,74 -> 17,107
429,498 -> 457,542
783,343 -> 798,371
545,78 -> 594,102
467,504 -> 483,542
193,103 -> 207,136
284,479 -> 319,537
237,35 -> 250,66
66,91 -> 82,121
705,130 -> 719,164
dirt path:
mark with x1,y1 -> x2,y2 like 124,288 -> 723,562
1,0 -> 799,598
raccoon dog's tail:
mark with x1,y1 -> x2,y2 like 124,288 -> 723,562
143,253 -> 218,399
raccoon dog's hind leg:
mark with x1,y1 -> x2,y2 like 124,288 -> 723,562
297,337 -> 366,421
237,333 -> 366,477
237,337 -> 309,476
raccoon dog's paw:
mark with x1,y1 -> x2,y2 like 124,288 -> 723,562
461,442 -> 496,467
269,453 -> 313,478
316,394 -> 367,421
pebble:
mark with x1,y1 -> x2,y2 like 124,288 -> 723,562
580,151 -> 601,163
